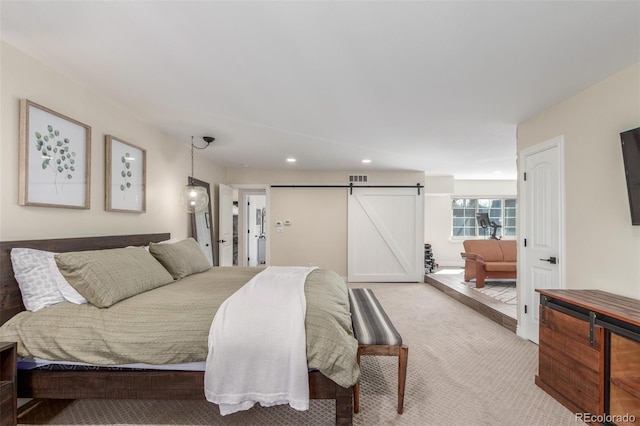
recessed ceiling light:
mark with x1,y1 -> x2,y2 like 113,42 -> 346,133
493,170 -> 503,174
362,159 -> 372,164
286,158 -> 296,163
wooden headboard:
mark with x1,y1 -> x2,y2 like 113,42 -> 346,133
0,233 -> 170,326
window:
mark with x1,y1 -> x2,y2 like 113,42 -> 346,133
452,197 -> 516,239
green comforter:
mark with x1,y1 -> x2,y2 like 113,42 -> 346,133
0,267 -> 359,388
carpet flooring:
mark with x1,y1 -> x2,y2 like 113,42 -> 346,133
17,282 -> 582,425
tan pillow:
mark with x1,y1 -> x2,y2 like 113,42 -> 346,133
149,238 -> 211,280
55,247 -> 174,308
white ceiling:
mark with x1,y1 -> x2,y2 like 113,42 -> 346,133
2,1 -> 639,180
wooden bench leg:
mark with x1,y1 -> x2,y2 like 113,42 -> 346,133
353,347 -> 362,413
353,382 -> 360,414
355,345 -> 408,414
397,345 -> 408,414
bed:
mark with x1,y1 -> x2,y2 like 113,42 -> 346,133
0,233 -> 357,425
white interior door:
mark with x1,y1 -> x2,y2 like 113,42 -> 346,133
519,137 -> 564,343
246,193 -> 266,267
348,187 -> 424,282
218,184 -> 233,266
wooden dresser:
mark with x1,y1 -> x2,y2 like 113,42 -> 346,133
536,289 -> 639,425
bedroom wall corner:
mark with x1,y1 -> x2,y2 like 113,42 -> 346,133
517,62 -> 640,299
0,41 -> 226,242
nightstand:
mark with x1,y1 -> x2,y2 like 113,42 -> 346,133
0,342 -> 16,426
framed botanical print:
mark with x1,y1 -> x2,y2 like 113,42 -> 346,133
105,135 -> 146,213
19,99 -> 91,209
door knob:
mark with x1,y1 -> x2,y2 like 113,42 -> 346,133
217,239 -> 226,243
539,256 -> 557,264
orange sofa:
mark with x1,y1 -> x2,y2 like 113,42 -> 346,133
460,240 -> 517,288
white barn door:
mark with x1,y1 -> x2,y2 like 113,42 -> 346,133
348,187 -> 424,282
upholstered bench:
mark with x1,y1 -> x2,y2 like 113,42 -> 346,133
348,288 -> 408,414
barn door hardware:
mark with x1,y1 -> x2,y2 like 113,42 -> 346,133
271,183 -> 424,196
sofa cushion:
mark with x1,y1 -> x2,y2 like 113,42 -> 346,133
499,240 -> 517,262
462,240 -> 503,262
484,262 -> 517,272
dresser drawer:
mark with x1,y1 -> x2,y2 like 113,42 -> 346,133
538,306 -> 603,414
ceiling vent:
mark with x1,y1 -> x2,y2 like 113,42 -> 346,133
348,174 -> 368,183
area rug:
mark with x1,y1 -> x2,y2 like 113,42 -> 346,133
466,280 -> 517,305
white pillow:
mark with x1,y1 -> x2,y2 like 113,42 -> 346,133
143,238 -> 181,251
10,248 -> 87,311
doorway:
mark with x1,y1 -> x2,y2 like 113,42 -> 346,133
245,192 -> 266,267
518,136 -> 565,343
218,184 -> 234,266
218,184 -> 268,267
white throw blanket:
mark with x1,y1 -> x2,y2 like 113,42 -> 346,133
204,266 -> 317,415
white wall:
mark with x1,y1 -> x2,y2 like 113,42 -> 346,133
0,41 -> 226,242
517,62 -> 640,299
424,177 -> 517,267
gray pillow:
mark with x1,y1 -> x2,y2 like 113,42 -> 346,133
149,238 -> 211,280
55,247 -> 174,308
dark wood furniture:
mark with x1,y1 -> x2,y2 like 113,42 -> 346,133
536,289 -> 640,425
0,233 -> 353,425
0,342 -> 17,426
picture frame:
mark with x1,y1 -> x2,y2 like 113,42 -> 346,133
19,99 -> 91,209
105,135 -> 146,213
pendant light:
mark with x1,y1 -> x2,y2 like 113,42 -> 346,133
180,136 -> 214,213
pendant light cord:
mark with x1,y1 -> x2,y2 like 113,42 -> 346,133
190,136 -> 195,180
190,136 -> 211,181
